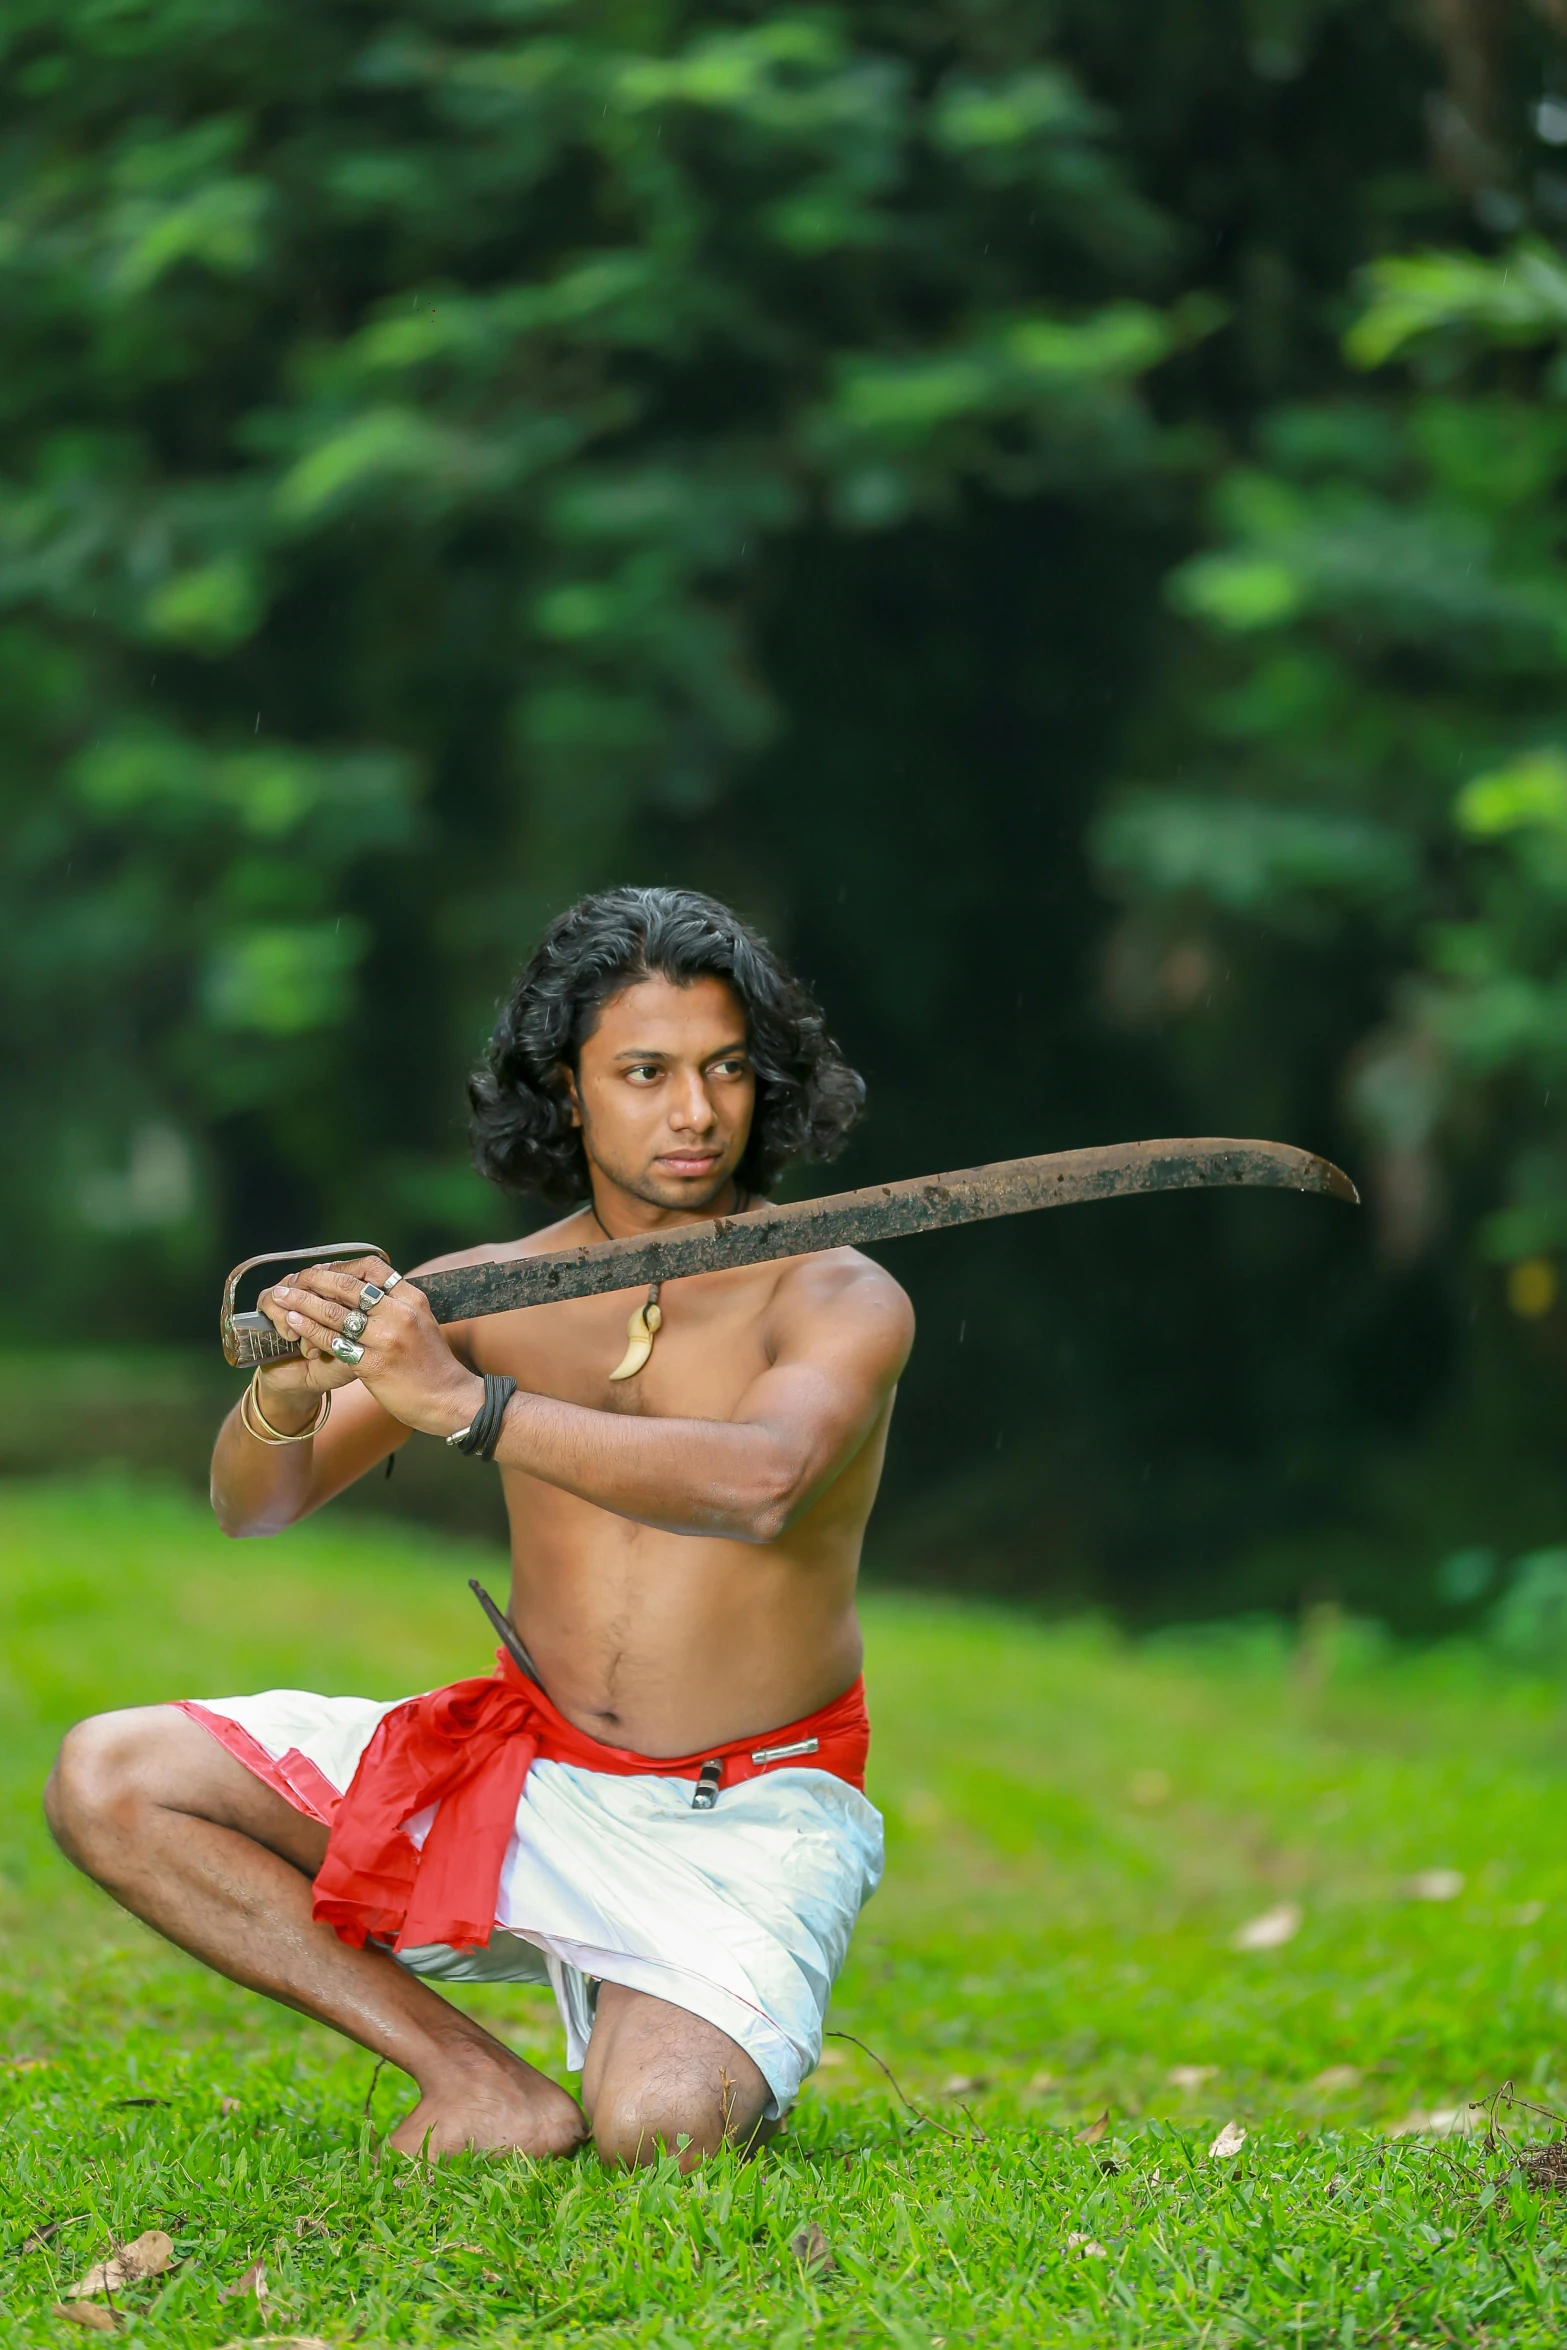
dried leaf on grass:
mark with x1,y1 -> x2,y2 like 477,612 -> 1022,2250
66,2231 -> 174,2299
1232,1903 -> 1301,1952
50,2303 -> 120,2334
1208,2120 -> 1247,2159
1074,2110 -> 1110,2145
1311,2065 -> 1362,2092
213,2339 -> 329,2350
1404,1868 -> 1464,1903
1387,2106 -> 1481,2138
940,2073 -> 990,2096
1065,2230 -> 1108,2257
1168,2064 -> 1217,2091
789,2222 -> 834,2274
219,2258 -> 269,2302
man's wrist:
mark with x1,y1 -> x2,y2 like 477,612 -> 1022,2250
425,1371 -> 487,1442
252,1374 -> 325,1438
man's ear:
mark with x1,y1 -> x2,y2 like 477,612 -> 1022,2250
559,1064 -> 583,1130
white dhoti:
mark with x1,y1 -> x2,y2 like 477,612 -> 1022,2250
182,1688 -> 884,2115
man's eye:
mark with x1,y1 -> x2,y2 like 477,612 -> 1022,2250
714,1058 -> 749,1078
626,1064 -> 660,1083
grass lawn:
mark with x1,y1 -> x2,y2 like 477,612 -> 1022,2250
5,1476 -> 1567,2343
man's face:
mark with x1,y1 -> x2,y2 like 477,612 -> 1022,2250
569,973 -> 755,1214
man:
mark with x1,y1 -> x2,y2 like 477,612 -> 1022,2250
46,887 -> 914,2166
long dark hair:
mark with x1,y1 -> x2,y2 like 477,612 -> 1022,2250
469,887 -> 866,1205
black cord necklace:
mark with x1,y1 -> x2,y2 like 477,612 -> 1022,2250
589,1184 -> 748,1382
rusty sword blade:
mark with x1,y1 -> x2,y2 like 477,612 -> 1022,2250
222,1136 -> 1356,1368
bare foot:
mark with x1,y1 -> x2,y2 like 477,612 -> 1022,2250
387,2046 -> 587,2161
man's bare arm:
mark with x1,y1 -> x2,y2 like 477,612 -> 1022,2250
209,1376 -> 408,1537
264,1252 -> 914,1544
487,1261 -> 912,1540
210,1237 -> 531,1537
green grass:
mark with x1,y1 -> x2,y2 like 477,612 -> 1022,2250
5,1475 -> 1567,2343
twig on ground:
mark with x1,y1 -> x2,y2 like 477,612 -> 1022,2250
1364,2290 -> 1420,2344
1477,2079 -> 1565,2152
362,2056 -> 387,2141
822,2031 -> 987,2144
12,2215 -> 84,2257
1462,2081 -> 1567,2198
1494,2083 -> 1567,2131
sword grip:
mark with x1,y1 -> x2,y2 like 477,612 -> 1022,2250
220,1239 -> 388,1368
227,1313 -> 302,1368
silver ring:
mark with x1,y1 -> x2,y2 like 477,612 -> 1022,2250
342,1309 -> 368,1339
382,1270 -> 403,1293
357,1282 -> 386,1311
330,1335 -> 365,1366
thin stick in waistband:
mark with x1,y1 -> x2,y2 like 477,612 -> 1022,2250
468,1578 -> 543,1687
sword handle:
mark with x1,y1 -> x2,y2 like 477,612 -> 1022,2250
220,1241 -> 389,1368
226,1313 -> 300,1368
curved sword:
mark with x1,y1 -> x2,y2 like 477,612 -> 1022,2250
222,1136 -> 1356,1367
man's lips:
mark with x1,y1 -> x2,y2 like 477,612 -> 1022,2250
656,1152 -> 721,1176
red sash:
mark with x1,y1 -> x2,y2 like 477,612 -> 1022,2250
310,1656 -> 870,1955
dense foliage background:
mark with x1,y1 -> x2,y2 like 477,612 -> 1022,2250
6,0 -> 1567,1621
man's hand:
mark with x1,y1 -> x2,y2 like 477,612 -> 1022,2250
249,1282 -> 361,1429
262,1257 -> 482,1439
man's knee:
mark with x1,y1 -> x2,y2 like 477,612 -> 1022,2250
591,2075 -> 770,2169
44,1709 -> 167,1867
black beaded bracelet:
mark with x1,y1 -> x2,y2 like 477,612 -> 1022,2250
447,1372 -> 517,1461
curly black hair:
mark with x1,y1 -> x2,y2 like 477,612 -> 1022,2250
469,886 -> 866,1206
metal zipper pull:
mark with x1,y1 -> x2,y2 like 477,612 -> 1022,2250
692,1758 -> 723,1810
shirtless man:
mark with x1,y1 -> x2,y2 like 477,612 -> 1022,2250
45,886 -> 914,2166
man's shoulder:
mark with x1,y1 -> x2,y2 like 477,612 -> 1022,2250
407,1212 -> 587,1281
771,1246 -> 915,1350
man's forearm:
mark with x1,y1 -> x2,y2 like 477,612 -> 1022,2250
489,1390 -> 804,1543
210,1381 -> 322,1537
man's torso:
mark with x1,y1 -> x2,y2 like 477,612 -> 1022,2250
437,1221 -> 898,1755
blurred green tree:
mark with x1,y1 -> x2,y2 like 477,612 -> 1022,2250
1085,0 -> 1567,1607
7,0 -> 1549,1615
1098,238 -> 1567,1266
0,0 -> 1192,1330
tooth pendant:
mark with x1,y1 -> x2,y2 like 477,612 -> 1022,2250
609,1286 -> 663,1381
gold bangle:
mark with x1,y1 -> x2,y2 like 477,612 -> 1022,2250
240,1373 -> 332,1446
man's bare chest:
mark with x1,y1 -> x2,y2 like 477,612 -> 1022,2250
464,1268 -> 776,1420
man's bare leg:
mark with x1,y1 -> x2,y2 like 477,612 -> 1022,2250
44,1706 -> 586,2161
582,1981 -> 779,2169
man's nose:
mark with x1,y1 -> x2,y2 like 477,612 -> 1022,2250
667,1072 -> 717,1131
